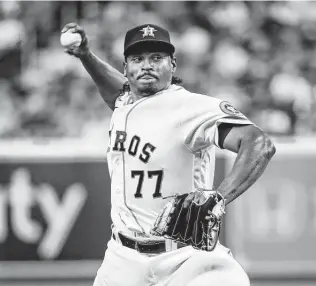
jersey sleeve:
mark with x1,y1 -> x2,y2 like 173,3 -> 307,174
114,92 -> 133,108
183,97 -> 253,152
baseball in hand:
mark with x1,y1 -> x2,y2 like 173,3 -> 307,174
60,31 -> 82,48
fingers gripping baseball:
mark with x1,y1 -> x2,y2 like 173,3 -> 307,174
61,23 -> 89,57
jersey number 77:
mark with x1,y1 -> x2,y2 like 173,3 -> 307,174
131,170 -> 163,198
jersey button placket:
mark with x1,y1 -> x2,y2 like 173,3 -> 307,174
116,102 -> 146,234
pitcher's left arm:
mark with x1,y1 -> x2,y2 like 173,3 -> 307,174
216,124 -> 276,205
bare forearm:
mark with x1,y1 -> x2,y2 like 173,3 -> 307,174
80,51 -> 127,109
217,135 -> 276,205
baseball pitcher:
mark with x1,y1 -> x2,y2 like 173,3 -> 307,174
62,22 -> 276,286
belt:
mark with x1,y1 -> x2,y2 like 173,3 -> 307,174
112,232 -> 186,254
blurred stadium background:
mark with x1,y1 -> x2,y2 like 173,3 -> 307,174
0,1 -> 315,286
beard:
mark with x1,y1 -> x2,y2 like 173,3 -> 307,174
136,81 -> 160,96
139,85 -> 157,96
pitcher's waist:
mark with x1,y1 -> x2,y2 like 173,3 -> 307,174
112,231 -> 187,254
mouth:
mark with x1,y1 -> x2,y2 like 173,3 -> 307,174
138,74 -> 157,80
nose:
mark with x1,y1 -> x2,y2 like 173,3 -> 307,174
141,58 -> 153,70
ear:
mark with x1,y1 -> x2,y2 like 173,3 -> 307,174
171,57 -> 177,73
123,62 -> 127,77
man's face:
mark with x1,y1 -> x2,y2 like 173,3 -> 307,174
124,50 -> 176,97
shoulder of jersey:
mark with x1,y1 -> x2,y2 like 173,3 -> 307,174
175,88 -> 221,104
175,89 -> 246,117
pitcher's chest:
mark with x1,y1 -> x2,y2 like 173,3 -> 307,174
109,104 -> 186,166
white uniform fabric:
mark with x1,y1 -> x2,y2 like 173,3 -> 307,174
93,237 -> 250,286
95,85 -> 252,286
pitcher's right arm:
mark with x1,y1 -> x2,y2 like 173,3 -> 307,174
79,50 -> 127,110
61,23 -> 126,110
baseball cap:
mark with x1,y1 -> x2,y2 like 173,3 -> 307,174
124,24 -> 175,56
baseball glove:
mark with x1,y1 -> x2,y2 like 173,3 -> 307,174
150,190 -> 225,251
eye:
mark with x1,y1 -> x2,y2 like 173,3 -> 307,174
131,56 -> 142,63
152,54 -> 163,61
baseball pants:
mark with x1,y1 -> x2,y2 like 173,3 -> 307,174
93,234 -> 250,286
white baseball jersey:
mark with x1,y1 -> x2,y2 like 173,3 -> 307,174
107,84 -> 253,236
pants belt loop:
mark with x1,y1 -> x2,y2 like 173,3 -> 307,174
112,230 -> 121,244
171,240 -> 178,250
165,239 -> 178,251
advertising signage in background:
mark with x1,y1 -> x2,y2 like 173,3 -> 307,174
0,161 -> 111,261
225,142 -> 316,279
0,141 -> 113,280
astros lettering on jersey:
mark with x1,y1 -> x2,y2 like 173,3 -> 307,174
107,84 -> 253,236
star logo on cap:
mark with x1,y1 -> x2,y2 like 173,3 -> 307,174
140,25 -> 157,38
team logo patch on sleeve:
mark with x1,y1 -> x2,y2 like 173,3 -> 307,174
219,101 -> 244,117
